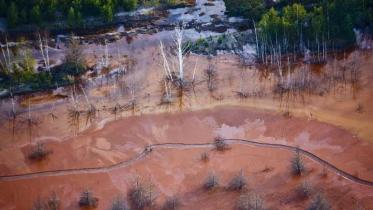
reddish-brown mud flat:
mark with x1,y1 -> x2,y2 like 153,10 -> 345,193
0,106 -> 372,209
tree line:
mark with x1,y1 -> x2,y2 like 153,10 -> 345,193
225,0 -> 373,51
0,0 -> 161,28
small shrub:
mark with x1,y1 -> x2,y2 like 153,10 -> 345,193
353,202 -> 365,210
261,166 -> 273,173
291,149 -> 305,176
356,104 -> 364,113
28,142 -> 51,161
307,194 -> 331,210
161,93 -> 173,105
203,173 -> 219,190
162,196 -> 181,210
110,197 -> 130,210
236,91 -> 250,99
320,166 -> 328,178
296,181 -> 313,199
236,193 -> 266,210
228,171 -> 247,191
128,179 -> 156,210
79,190 -> 98,208
32,198 -> 45,210
214,136 -> 228,151
47,192 -> 60,210
32,194 -> 60,210
200,152 -> 209,162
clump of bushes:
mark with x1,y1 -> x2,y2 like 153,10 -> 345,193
228,171 -> 247,191
291,149 -> 305,176
236,193 -> 266,210
79,190 -> 98,208
162,196 -> 181,210
128,179 -> 156,210
214,136 -> 229,151
307,193 -> 331,210
28,142 -> 52,161
203,173 -> 219,191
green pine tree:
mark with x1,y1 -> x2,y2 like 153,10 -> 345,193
30,5 -> 42,25
67,7 -> 76,28
102,3 -> 114,22
7,2 -> 19,28
0,0 -> 6,17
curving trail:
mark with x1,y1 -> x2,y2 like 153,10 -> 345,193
0,138 -> 372,187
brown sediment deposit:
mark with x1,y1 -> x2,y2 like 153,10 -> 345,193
1,34 -> 373,210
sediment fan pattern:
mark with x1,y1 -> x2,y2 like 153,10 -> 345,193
0,138 -> 372,186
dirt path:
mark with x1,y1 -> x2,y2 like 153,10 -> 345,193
1,138 -> 372,187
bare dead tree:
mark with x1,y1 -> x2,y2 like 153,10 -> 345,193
291,149 -> 305,176
307,193 -> 330,210
80,85 -> 96,125
160,79 -> 173,105
6,92 -> 18,139
47,192 -> 60,210
200,152 -> 209,162
32,197 -> 46,210
228,170 -> 247,191
235,67 -> 250,99
105,40 -> 109,67
48,101 -> 58,121
38,32 -> 51,73
25,98 -> 39,143
28,142 -> 52,161
68,86 -> 81,134
110,103 -> 123,120
236,193 -> 266,210
0,37 -> 12,74
203,173 -> 219,191
64,35 -> 85,76
159,24 -> 195,109
205,64 -> 217,92
32,192 -> 60,210
125,80 -> 138,114
162,196 -> 181,210
296,181 -> 314,199
110,197 -> 130,210
214,136 -> 229,151
128,177 -> 157,210
79,189 -> 98,208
